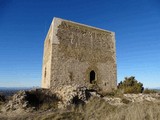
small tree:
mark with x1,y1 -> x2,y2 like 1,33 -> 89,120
118,76 -> 144,94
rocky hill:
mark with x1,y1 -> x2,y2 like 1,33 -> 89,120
0,85 -> 160,120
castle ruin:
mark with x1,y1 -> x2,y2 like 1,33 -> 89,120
41,17 -> 117,92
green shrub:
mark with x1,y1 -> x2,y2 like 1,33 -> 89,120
118,76 -> 144,94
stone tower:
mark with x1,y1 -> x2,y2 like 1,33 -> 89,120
42,17 -> 117,92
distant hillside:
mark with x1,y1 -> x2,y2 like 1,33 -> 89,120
0,87 -> 38,96
154,89 -> 160,92
148,87 -> 160,92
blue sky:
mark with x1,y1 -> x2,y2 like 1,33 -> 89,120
0,0 -> 160,88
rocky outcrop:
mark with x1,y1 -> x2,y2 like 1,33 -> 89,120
2,89 -> 59,112
54,85 -> 91,108
1,86 -> 160,113
1,86 -> 92,111
2,91 -> 28,112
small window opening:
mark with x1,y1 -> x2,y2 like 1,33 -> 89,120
44,67 -> 46,78
90,70 -> 95,84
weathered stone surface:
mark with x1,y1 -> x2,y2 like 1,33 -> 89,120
42,17 -> 117,92
54,85 -> 91,108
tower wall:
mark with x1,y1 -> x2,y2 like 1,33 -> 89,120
41,26 -> 52,88
42,18 -> 117,92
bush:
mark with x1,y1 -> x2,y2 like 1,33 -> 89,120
118,76 -> 144,94
25,89 -> 59,110
0,93 -> 5,102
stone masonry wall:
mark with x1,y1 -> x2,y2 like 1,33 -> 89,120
47,18 -> 117,92
41,27 -> 52,88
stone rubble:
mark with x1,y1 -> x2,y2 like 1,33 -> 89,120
103,97 -> 123,106
102,93 -> 160,106
124,93 -> 160,102
54,85 -> 91,108
2,91 -> 31,112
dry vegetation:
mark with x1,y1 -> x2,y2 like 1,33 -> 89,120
35,96 -> 160,120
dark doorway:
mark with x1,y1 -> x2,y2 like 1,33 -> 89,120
90,70 -> 95,84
